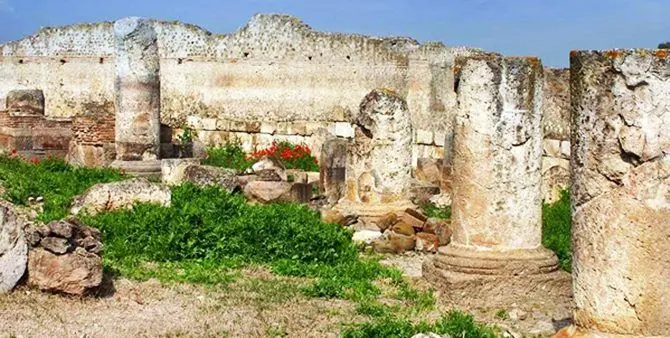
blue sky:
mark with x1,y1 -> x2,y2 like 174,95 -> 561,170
0,0 -> 667,67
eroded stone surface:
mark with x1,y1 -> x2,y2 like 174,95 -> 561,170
113,17 -> 161,161
0,205 -> 27,293
71,178 -> 171,215
570,49 -> 670,336
450,54 -> 544,250
335,89 -> 415,216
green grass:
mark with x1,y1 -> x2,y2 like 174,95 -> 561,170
341,310 -> 498,338
202,142 -> 254,172
542,190 -> 572,271
83,183 -> 399,301
0,155 -> 126,222
421,203 -> 452,220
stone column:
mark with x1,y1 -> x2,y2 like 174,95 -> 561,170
566,49 -> 670,337
334,89 -> 414,216
424,54 -> 570,307
111,17 -> 161,174
320,137 -> 347,205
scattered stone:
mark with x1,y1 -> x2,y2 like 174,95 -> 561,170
408,183 -> 441,205
423,218 -> 453,246
26,218 -> 104,295
183,165 -> 240,191
400,208 -> 427,230
256,169 -> 283,182
40,237 -> 72,255
428,194 -> 452,208
391,221 -> 415,236
349,218 -> 382,232
27,247 -> 102,295
48,220 -> 74,238
374,212 -> 397,231
387,232 -> 416,253
320,209 -> 358,227
161,158 -> 201,185
415,233 -> 439,253
0,205 -> 28,293
352,230 -> 383,244
243,181 -> 294,204
71,178 -> 171,216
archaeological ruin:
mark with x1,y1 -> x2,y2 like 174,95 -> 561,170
0,12 -> 668,337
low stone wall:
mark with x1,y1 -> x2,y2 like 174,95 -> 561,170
0,110 -> 72,159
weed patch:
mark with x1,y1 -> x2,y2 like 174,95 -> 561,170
0,155 -> 125,221
542,190 -> 572,271
342,309 -> 498,338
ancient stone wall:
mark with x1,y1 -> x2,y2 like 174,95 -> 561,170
0,14 -> 479,165
541,68 -> 571,202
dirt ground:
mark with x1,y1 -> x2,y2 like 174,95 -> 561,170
0,255 -> 572,338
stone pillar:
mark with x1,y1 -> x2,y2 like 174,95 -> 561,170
111,17 -> 161,174
424,54 -> 570,307
567,49 -> 670,337
334,89 -> 414,216
320,138 -> 347,205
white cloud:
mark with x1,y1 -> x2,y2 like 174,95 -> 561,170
0,0 -> 14,13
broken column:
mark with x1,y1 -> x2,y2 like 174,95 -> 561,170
320,138 -> 347,205
334,89 -> 414,216
567,49 -> 670,337
424,54 -> 570,307
111,17 -> 161,175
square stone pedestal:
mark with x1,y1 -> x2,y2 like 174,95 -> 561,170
423,245 -> 572,309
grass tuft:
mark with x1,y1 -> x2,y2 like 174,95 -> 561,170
542,190 -> 572,271
0,155 -> 125,221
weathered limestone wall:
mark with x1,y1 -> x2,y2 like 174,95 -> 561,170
541,68 -> 571,202
0,14 -> 478,165
570,49 -> 670,336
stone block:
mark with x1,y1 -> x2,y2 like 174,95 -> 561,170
415,129 -> 434,145
332,122 -> 355,138
201,118 -> 217,131
6,89 -> 45,115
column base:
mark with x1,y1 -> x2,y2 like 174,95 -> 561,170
553,326 -> 650,338
423,245 -> 572,308
111,160 -> 162,177
333,199 -> 415,217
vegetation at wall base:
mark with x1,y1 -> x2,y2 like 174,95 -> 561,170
542,189 -> 572,272
0,154 -> 126,222
204,140 -> 319,173
202,142 -> 254,172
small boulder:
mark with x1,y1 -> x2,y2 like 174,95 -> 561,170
374,212 -> 398,231
401,208 -> 428,230
415,233 -> 439,253
320,209 -> 358,227
27,247 -> 102,295
391,221 -> 415,236
249,156 -> 287,181
256,169 -> 284,182
387,232 -> 416,253
48,220 -> 74,238
423,218 -> 453,246
352,230 -> 383,244
71,178 -> 171,216
183,165 -> 240,191
40,237 -> 72,254
243,181 -> 293,204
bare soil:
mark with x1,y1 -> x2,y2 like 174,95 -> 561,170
0,256 -> 572,338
